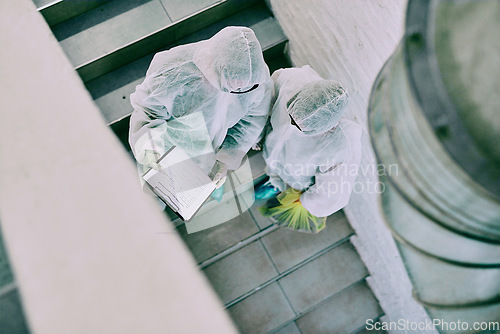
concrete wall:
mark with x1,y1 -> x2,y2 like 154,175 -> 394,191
268,0 -> 436,332
0,1 -> 237,333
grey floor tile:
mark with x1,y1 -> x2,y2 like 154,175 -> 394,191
296,280 -> 383,334
248,198 -> 273,230
203,240 -> 277,304
0,290 -> 30,334
355,321 -> 388,334
248,150 -> 266,179
178,211 -> 259,263
160,0 -> 220,22
271,321 -> 301,334
228,283 -> 295,334
261,211 -> 353,272
53,0 -> 171,67
279,241 -> 368,313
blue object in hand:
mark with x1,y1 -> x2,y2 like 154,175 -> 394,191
211,184 -> 225,202
255,181 -> 280,200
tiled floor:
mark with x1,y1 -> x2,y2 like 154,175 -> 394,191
295,280 -> 383,334
260,214 -> 354,272
178,211 -> 259,263
279,242 -> 369,313
178,204 -> 385,333
204,240 -> 278,304
228,283 -> 295,333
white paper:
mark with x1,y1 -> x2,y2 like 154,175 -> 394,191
143,146 -> 216,221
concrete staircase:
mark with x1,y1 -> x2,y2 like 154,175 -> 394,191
0,1 -> 387,332
178,209 -> 386,333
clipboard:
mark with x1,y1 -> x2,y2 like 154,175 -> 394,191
142,146 -> 217,221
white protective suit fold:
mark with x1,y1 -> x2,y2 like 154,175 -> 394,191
129,26 -> 272,174
263,66 -> 362,217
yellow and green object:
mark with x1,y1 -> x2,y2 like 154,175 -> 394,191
259,188 -> 326,233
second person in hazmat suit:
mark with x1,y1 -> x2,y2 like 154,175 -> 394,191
258,65 -> 362,233
129,26 -> 272,198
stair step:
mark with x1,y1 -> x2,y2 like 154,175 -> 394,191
354,318 -> 388,334
35,0 -> 110,27
295,279 -> 384,334
87,3 -> 287,125
278,241 -> 369,313
50,0 -> 260,83
51,0 -> 172,82
228,283 -> 295,334
224,239 -> 368,333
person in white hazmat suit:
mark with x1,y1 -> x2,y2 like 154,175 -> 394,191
258,65 -> 362,233
128,26 -> 272,203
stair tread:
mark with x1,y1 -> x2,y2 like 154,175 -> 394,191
47,0 -> 260,82
279,242 -> 369,313
36,0 -> 110,27
161,0 -> 222,22
261,211 -> 354,273
295,280 -> 384,334
52,0 -> 172,68
86,8 -> 287,125
228,283 -> 295,334
177,4 -> 278,45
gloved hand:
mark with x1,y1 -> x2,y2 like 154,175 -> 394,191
252,142 -> 262,151
209,160 -> 228,189
142,150 -> 161,173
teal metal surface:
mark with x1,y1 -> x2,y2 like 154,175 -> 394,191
368,0 -> 500,332
404,0 -> 500,199
295,280 -> 383,334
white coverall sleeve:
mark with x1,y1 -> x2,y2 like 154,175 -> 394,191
128,73 -> 174,166
300,122 -> 363,217
215,80 -> 272,170
128,51 -> 177,165
129,109 -> 169,165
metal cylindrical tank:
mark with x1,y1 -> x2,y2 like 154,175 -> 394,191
368,0 -> 500,332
